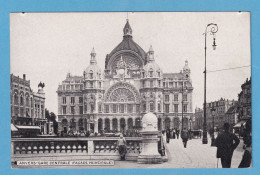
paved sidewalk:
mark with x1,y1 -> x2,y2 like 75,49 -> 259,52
13,135 -> 244,169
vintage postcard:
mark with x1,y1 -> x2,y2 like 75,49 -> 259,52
10,12 -> 251,169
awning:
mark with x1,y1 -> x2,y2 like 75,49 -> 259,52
233,120 -> 247,128
15,125 -> 41,130
11,124 -> 18,132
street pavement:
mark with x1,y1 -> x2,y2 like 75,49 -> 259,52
13,135 -> 245,169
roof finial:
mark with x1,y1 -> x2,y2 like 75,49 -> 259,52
148,45 -> 154,62
127,12 -> 129,21
123,18 -> 132,37
90,47 -> 97,64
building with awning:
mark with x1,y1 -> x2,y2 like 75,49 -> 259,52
233,120 -> 247,128
11,124 -> 18,132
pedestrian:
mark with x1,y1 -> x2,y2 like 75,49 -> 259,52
181,128 -> 189,148
215,123 -> 240,168
117,134 -> 127,160
176,129 -> 180,139
238,121 -> 252,168
172,129 -> 176,139
166,128 -> 171,143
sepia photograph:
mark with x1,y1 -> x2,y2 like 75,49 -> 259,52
10,12 -> 251,169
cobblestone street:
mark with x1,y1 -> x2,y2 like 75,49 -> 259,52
13,135 -> 245,169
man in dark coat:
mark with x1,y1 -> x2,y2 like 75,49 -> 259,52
215,123 -> 240,168
176,129 -> 180,139
166,128 -> 171,143
181,128 -> 189,148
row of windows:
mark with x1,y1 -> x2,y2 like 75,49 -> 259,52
63,97 -> 83,104
61,84 -> 83,91
62,106 -> 84,115
141,71 -> 161,78
13,94 -> 43,108
61,103 -> 188,114
13,107 -> 44,118
164,94 -> 187,102
142,103 -> 188,113
84,81 -> 102,89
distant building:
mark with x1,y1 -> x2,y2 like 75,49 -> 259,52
10,74 -> 48,134
194,98 -> 237,130
194,107 -> 203,130
233,77 -> 251,130
57,20 -> 194,134
225,104 -> 239,127
237,78 -> 251,121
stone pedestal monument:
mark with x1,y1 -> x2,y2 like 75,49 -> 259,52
138,112 -> 162,164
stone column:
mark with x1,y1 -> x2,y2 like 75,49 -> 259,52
125,118 -> 128,130
94,120 -> 98,133
117,118 -> 120,132
110,119 -> 113,131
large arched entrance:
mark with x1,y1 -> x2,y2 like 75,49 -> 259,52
135,117 -> 141,130
183,117 -> 189,130
173,117 -> 180,129
165,117 -> 171,129
104,118 -> 110,131
128,118 -> 133,129
98,118 -> 103,131
61,119 -> 68,133
112,118 -> 118,131
120,118 -> 126,132
78,118 -> 84,131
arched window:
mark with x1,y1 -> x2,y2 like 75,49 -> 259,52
20,95 -> 24,106
14,93 -> 18,105
25,96 -> 29,107
149,68 -> 153,77
158,102 -> 161,112
89,71 -> 93,79
150,102 -> 154,112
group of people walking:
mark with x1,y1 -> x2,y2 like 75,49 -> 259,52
166,127 -> 190,148
116,122 -> 251,168
164,122 -> 251,168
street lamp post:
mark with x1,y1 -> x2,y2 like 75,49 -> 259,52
202,23 -> 218,144
211,108 -> 216,146
181,82 -> 187,130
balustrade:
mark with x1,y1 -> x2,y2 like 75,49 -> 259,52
12,137 -> 142,156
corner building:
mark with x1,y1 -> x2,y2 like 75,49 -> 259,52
57,20 -> 193,133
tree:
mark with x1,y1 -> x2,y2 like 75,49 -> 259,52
49,112 -> 58,134
45,109 -> 58,134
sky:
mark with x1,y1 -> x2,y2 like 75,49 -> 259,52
10,12 -> 251,114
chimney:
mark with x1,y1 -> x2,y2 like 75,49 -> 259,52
23,74 -> 26,80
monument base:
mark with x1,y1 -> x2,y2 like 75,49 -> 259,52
137,155 -> 162,164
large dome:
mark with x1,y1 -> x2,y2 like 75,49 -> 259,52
143,46 -> 162,78
84,48 -> 102,80
105,20 -> 147,69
